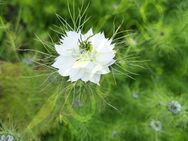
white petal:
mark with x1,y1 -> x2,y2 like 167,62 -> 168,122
52,56 -> 75,76
96,52 -> 115,65
58,68 -> 71,76
69,69 -> 84,81
82,29 -> 94,40
89,33 -> 105,48
97,43 -> 115,53
97,67 -> 110,74
60,31 -> 80,49
54,44 -> 64,55
81,72 -> 90,82
89,33 -> 115,54
90,74 -> 101,85
55,31 -> 81,56
51,56 -> 64,69
106,59 -> 116,66
72,60 -> 91,69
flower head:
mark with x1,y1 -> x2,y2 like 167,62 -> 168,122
0,134 -> 14,141
52,29 -> 116,85
22,57 -> 33,65
111,130 -> 118,137
167,101 -> 182,114
73,99 -> 82,108
150,120 -> 162,132
132,92 -> 139,99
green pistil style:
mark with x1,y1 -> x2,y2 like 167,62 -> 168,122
79,40 -> 93,52
79,34 -> 94,52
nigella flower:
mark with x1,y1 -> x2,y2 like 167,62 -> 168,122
167,101 -> 182,114
150,120 -> 162,132
22,57 -> 33,65
73,99 -> 82,108
48,73 -> 61,84
52,29 -> 116,85
0,134 -> 14,141
132,92 -> 139,99
111,130 -> 118,137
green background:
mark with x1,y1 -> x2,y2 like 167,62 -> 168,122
0,0 -> 188,140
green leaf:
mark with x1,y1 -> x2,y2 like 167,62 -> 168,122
27,89 -> 59,130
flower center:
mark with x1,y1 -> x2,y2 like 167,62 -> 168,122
79,40 -> 92,52
75,41 -> 95,62
170,105 -> 177,110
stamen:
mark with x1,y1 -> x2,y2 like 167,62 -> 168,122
79,40 -> 92,51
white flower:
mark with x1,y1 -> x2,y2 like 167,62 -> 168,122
0,135 -> 6,141
0,134 -> 14,141
111,130 -> 118,137
168,101 -> 181,114
132,92 -> 139,99
73,99 -> 82,108
150,120 -> 162,132
22,57 -> 33,65
52,29 -> 116,85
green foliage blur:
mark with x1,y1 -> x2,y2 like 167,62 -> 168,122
1,0 -> 188,141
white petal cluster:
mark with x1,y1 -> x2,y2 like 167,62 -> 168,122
150,120 -> 162,132
111,130 -> 118,137
0,134 -> 14,141
168,101 -> 182,114
52,29 -> 116,85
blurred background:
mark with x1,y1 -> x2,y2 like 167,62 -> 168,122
1,0 -> 188,141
